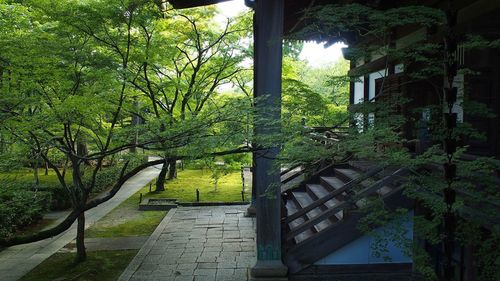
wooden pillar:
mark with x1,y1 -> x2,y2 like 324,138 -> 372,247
250,0 -> 288,278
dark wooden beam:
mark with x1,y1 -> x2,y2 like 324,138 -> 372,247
168,0 -> 232,9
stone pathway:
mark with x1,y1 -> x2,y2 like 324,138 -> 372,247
0,161 -> 163,281
119,205 -> 256,281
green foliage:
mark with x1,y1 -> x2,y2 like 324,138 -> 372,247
292,3 -> 500,280
204,159 -> 230,191
83,154 -> 147,193
0,186 -> 51,239
0,170 -> 71,210
220,153 -> 251,170
278,56 -> 351,168
283,40 -> 304,59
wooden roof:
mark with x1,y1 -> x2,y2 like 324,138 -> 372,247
166,0 -> 360,41
167,0 -> 232,9
166,0 -> 437,43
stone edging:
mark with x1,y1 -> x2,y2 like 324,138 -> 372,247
118,208 -> 177,281
177,201 -> 250,207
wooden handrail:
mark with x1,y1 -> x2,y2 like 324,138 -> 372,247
281,167 -> 304,184
285,167 -> 383,223
280,163 -> 302,176
285,168 -> 410,241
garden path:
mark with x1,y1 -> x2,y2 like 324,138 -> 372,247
0,160 -> 163,281
119,205 -> 256,281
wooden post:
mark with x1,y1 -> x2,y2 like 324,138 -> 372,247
250,0 -> 288,278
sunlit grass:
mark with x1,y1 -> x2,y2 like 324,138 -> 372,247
0,169 -> 70,186
146,168 -> 250,202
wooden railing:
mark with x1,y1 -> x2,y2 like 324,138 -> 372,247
306,126 -> 349,147
280,164 -> 304,185
285,167 -> 411,242
285,167 -> 383,224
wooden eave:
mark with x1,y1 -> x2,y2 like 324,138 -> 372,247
167,0 -> 231,9
166,0 -> 385,39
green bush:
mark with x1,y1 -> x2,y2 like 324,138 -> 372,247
0,187 -> 51,239
36,184 -> 71,210
84,154 -> 148,193
0,153 -> 148,238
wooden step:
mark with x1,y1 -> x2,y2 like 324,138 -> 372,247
286,200 -> 314,244
320,176 -> 345,191
335,168 -> 379,192
292,191 -> 332,232
320,176 -> 350,201
306,184 -> 343,220
334,168 -> 362,182
348,160 -> 378,172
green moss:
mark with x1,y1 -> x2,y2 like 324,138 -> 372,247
148,168 -> 250,202
0,169 -> 69,186
20,250 -> 137,281
85,210 -> 166,238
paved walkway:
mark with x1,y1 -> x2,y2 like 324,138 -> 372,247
119,205 -> 256,281
0,162 -> 162,281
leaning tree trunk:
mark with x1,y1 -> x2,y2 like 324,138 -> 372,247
155,159 -> 168,192
167,158 -> 177,180
74,213 -> 87,263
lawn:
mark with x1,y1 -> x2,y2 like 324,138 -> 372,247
0,169 -> 69,186
84,189 -> 167,238
20,250 -> 137,281
148,168 -> 250,202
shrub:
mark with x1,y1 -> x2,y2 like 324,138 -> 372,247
36,184 -> 72,210
84,154 -> 148,193
0,153 -> 148,238
0,187 -> 51,239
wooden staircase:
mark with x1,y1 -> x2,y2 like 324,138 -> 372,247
281,161 -> 414,274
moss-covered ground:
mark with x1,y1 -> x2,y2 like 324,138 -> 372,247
20,250 -> 137,281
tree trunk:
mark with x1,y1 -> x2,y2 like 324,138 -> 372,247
130,99 -> 140,153
74,213 -> 87,263
155,159 -> 168,192
77,141 -> 89,166
33,161 -> 40,185
167,158 -> 177,180
44,161 -> 49,176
